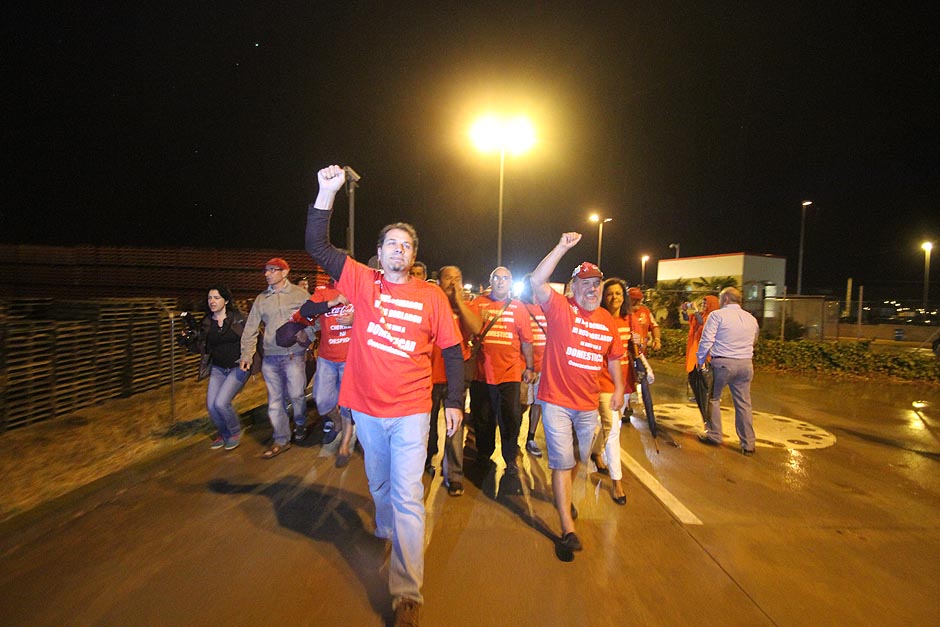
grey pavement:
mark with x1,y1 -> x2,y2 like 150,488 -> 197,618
1,360 -> 938,627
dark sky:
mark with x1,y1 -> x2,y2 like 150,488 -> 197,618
4,2 -> 938,299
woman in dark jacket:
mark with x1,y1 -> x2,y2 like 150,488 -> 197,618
199,285 -> 251,451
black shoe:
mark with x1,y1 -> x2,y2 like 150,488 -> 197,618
293,424 -> 309,442
322,421 -> 341,445
613,494 -> 627,506
560,531 -> 582,552
741,447 -> 755,457
697,433 -> 720,446
446,481 -> 464,496
590,453 -> 609,475
504,463 -> 519,477
424,462 -> 436,477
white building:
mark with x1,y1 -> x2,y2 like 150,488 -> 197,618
656,252 -> 787,316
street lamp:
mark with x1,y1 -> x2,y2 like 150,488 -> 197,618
470,115 -> 536,267
923,241 -> 933,308
343,166 -> 361,257
668,242 -> 680,258
797,200 -> 813,295
641,255 -> 650,287
589,214 -> 612,267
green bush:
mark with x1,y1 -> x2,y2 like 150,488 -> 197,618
656,329 -> 940,383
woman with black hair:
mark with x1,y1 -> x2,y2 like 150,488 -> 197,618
197,286 -> 253,451
591,277 -> 635,504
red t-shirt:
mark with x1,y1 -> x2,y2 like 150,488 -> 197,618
337,259 -> 461,417
537,290 -> 625,411
431,310 -> 472,384
469,295 -> 534,384
599,314 -> 635,394
521,303 -> 547,373
310,284 -> 353,362
629,305 -> 658,353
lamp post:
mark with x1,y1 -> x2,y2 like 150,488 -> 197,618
797,200 -> 813,295
589,214 -> 612,267
668,242 -> 680,258
470,115 -> 536,267
923,241 -> 933,308
343,166 -> 361,258
641,255 -> 650,287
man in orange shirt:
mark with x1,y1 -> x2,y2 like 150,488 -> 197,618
627,287 -> 661,353
468,266 -> 534,477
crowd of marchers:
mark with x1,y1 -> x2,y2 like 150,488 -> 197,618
179,165 -> 760,627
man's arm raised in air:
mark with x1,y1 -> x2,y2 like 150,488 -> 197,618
530,232 -> 582,305
305,165 -> 350,281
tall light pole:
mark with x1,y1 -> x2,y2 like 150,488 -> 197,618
668,242 -> 680,258
797,200 -> 813,295
641,255 -> 650,287
344,166 -> 361,258
923,241 -> 933,308
470,115 -> 536,267
589,214 -> 612,267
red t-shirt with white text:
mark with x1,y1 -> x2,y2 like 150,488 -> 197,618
337,259 -> 460,417
537,290 -> 624,411
310,284 -> 353,362
469,295 -> 533,384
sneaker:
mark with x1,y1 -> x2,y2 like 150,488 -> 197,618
293,424 -> 309,442
322,421 -> 340,445
697,433 -> 721,447
224,434 -> 241,451
525,439 -> 542,457
446,481 -> 464,497
560,531 -> 583,552
393,598 -> 421,627
210,436 -> 225,450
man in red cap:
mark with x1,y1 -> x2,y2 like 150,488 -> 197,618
530,234 -> 625,554
627,287 -> 661,354
239,257 -> 311,458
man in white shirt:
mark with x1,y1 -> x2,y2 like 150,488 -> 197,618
695,287 -> 760,456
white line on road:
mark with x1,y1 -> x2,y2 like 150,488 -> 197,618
620,448 -> 703,525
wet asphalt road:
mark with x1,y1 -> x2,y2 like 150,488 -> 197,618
1,361 -> 938,627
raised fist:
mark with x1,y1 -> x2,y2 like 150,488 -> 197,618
558,232 -> 582,249
317,165 -> 346,193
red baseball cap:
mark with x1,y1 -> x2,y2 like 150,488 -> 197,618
628,287 -> 644,300
571,262 -> 603,280
264,257 -> 290,271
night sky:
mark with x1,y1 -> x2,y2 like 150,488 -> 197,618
4,2 -> 938,300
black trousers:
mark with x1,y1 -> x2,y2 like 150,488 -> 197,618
470,380 -> 522,469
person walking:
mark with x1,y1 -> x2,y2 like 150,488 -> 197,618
306,165 -> 464,627
530,233 -> 624,553
239,258 -> 310,459
695,287 -> 760,456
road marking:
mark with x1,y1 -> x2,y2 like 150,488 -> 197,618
620,448 -> 703,525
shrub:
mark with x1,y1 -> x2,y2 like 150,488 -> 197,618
656,329 -> 940,383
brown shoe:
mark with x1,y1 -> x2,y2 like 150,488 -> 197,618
393,598 -> 420,627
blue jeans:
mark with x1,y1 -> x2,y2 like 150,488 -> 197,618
707,357 -> 755,450
352,410 -> 430,604
206,365 -> 249,439
313,356 -> 345,416
261,353 -> 308,446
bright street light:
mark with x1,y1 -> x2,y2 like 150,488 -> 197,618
668,242 -> 680,258
470,115 -> 536,267
589,214 -> 612,268
797,200 -> 813,295
641,254 -> 650,287
923,241 -> 933,308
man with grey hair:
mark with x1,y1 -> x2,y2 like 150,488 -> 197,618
695,287 -> 760,456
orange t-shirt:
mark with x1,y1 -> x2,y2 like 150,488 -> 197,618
520,303 -> 547,373
629,305 -> 657,353
337,259 -> 460,417
599,314 -> 635,394
310,285 -> 353,363
469,295 -> 534,384
537,290 -> 625,411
